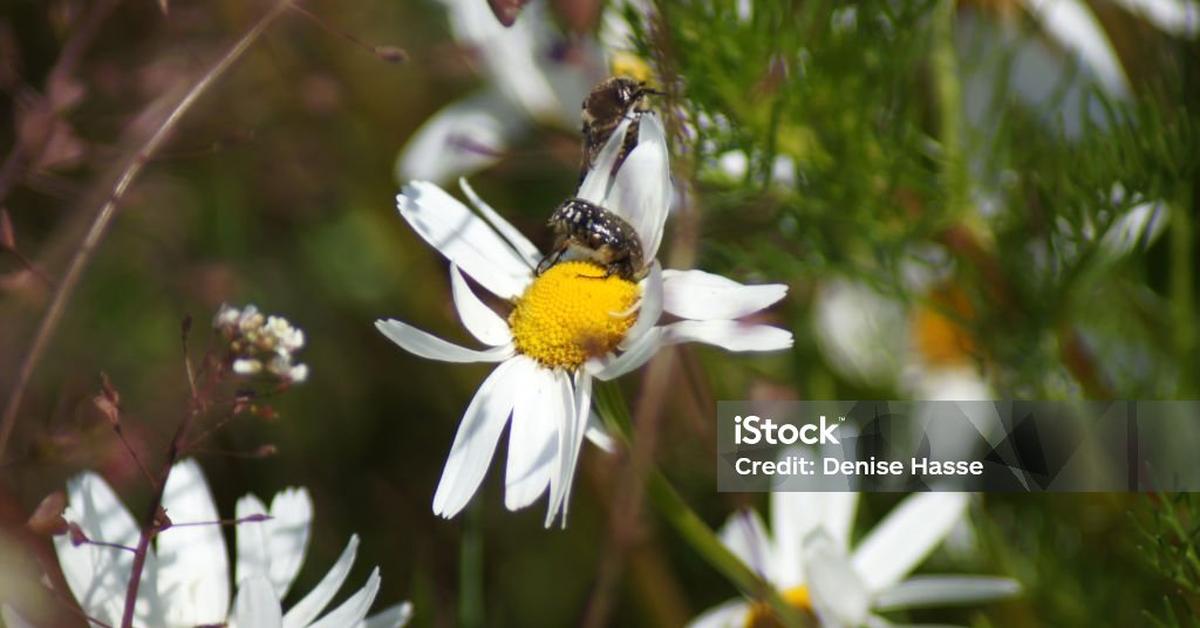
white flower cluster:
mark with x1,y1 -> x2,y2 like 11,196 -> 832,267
213,304 -> 309,384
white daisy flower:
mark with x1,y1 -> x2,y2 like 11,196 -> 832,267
691,492 -> 1019,627
395,0 -> 605,184
42,459 -> 411,628
378,113 -> 793,527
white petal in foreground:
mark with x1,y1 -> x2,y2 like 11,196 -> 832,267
588,326 -> 664,381
375,319 -> 514,364
54,472 -> 146,626
433,357 -> 533,518
661,269 -> 787,321
607,113 -> 672,260
157,459 -> 230,625
397,181 -> 533,299
851,493 -> 968,594
232,576 -> 283,628
663,320 -> 794,353
577,118 -> 633,204
308,567 -> 381,628
547,371 -> 591,528
235,487 -> 313,598
619,261 -> 663,351
449,264 -> 513,347
874,575 -> 1021,612
283,535 -> 359,628
395,89 -> 528,185
504,366 -> 562,511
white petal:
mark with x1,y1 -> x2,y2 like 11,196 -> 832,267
584,411 -> 616,453
432,357 -> 530,518
459,177 -> 542,269
803,530 -> 872,627
662,320 -> 794,352
873,576 -> 1021,612
1109,0 -> 1199,36
54,471 -> 145,625
449,265 -> 513,347
308,567 -> 381,628
375,319 -> 514,364
577,118 -> 634,204
397,181 -> 532,299
157,459 -> 229,625
546,371 -> 591,528
235,495 -> 271,587
605,113 -> 672,260
236,488 -> 314,599
284,535 -> 359,628
1100,199 -> 1169,258
542,370 -> 575,527
443,0 -> 567,120
619,261 -> 663,350
232,576 -> 283,628
361,601 -> 414,628
770,492 -> 859,588
851,494 -> 968,594
813,280 -> 906,388
662,269 -> 787,321
716,509 -> 774,581
504,366 -> 559,511
1020,0 -> 1130,97
687,599 -> 750,628
589,327 -> 665,381
1,606 -> 36,628
394,89 -> 528,184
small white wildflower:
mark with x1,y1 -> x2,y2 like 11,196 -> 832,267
232,359 -> 263,376
214,305 -> 309,385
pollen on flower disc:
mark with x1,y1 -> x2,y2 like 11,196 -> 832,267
508,261 -> 640,370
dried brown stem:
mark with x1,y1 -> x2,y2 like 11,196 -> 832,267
0,0 -> 121,204
0,0 -> 295,465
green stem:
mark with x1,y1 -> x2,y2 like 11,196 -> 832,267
460,503 -> 485,628
1170,187 -> 1196,395
594,383 -> 806,627
931,0 -> 968,222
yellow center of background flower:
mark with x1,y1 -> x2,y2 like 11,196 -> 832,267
508,261 -> 640,370
744,586 -> 812,628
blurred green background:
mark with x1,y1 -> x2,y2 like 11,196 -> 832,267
1,0 -> 1198,626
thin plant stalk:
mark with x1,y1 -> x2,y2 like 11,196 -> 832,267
594,383 -> 806,627
0,0 -> 294,465
105,2 -> 297,626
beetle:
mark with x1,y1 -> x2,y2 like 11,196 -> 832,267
537,197 -> 644,281
579,77 -> 659,183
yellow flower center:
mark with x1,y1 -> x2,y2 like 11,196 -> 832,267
744,586 -> 812,628
912,283 -> 977,367
508,261 -> 640,370
611,51 -> 655,84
